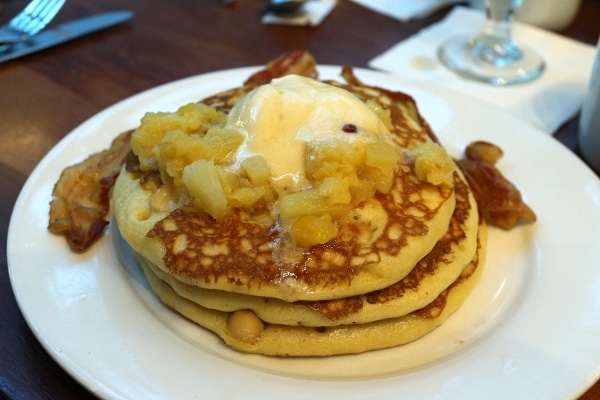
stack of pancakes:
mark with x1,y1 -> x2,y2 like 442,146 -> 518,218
112,70 -> 487,357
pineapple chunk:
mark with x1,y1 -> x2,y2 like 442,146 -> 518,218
279,191 -> 332,222
290,214 -> 338,248
182,159 -> 228,219
202,127 -> 244,162
155,128 -> 243,180
353,167 -> 379,200
317,176 -> 352,204
132,102 -> 225,171
306,141 -> 359,180
411,142 -> 454,187
365,141 -> 398,173
241,155 -> 271,185
215,167 -> 239,198
155,130 -> 208,185
228,186 -> 266,207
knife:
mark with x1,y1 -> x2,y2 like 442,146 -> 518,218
0,11 -> 134,64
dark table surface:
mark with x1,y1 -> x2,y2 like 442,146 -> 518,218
1,0 -> 599,398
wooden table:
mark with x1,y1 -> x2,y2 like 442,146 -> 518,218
1,0 -> 598,398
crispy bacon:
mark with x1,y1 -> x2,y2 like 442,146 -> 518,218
48,130 -> 133,252
340,64 -> 362,86
456,141 -> 537,230
244,50 -> 318,85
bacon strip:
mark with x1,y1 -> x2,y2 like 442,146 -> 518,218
456,141 -> 536,230
48,130 -> 133,252
244,50 -> 318,85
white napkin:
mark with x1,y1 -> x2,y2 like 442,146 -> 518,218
369,6 -> 597,134
349,0 -> 462,21
262,0 -> 337,27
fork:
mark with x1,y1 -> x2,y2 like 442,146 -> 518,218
0,0 -> 66,44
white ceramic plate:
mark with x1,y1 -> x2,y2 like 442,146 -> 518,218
8,66 -> 600,399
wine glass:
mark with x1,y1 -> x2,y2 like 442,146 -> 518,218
438,0 -> 545,85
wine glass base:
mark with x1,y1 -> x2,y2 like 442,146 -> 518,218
438,37 -> 545,85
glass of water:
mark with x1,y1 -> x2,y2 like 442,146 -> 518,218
438,0 -> 545,85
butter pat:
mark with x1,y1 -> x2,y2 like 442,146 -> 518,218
225,75 -> 391,194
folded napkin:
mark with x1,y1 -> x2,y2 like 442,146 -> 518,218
369,6 -> 597,134
262,0 -> 337,27
349,0 -> 462,22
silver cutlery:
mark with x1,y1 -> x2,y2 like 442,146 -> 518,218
0,0 -> 66,44
0,11 -> 134,63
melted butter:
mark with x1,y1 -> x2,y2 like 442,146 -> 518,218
225,75 -> 392,195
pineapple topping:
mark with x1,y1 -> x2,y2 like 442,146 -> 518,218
130,75 -> 451,247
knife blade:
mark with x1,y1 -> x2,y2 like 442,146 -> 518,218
0,11 -> 134,64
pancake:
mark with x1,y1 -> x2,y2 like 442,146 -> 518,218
137,221 -> 487,357
131,171 -> 478,327
113,74 -> 458,302
45,51 -> 534,357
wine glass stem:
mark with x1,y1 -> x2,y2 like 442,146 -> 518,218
487,0 -> 521,21
469,0 -> 523,66
484,0 -> 519,38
